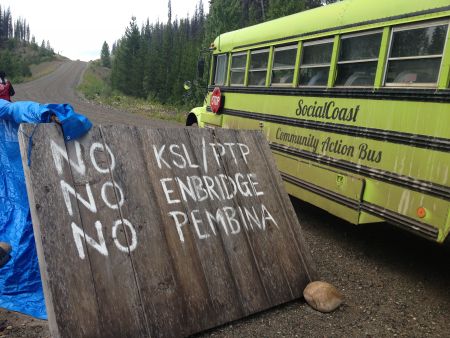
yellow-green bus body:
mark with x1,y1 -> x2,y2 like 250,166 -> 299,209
187,0 -> 450,242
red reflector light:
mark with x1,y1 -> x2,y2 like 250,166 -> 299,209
417,207 -> 426,218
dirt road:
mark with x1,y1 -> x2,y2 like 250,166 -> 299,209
14,60 -> 178,128
2,61 -> 449,337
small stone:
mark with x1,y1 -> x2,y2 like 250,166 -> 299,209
6,326 -> 12,330
0,242 -> 11,254
303,281 -> 344,313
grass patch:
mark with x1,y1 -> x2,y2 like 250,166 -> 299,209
77,62 -> 112,99
99,95 -> 186,124
78,62 -> 186,124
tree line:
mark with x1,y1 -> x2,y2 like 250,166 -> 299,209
0,5 -> 55,81
105,0 -> 339,106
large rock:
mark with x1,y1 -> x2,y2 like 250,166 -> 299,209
303,281 -> 344,313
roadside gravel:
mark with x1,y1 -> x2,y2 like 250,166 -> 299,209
2,198 -> 449,337
196,199 -> 450,337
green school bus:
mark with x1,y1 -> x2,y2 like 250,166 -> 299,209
186,0 -> 450,243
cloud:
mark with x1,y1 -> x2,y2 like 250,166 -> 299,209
3,0 -> 207,61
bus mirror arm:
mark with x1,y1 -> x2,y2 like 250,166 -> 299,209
197,58 -> 205,78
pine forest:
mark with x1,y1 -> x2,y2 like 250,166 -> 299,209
0,5 -> 55,81
108,0 -> 339,106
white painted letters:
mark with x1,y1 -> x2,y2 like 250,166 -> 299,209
90,142 -> 115,174
153,145 -> 171,169
168,211 -> 188,243
51,137 -> 138,260
153,139 -> 279,243
101,181 -> 125,210
160,178 -> 181,204
52,134 -> 277,253
112,219 -> 137,253
71,221 -> 108,259
51,140 -> 85,176
60,180 -> 97,216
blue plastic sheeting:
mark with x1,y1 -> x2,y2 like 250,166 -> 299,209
0,99 -> 92,319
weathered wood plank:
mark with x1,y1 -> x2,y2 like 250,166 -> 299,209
139,127 -> 217,335
19,124 -> 102,338
21,124 -> 317,338
212,129 -> 298,304
157,128 -> 246,327
247,131 -> 318,285
99,125 -> 184,337
185,128 -> 272,317
66,126 -> 148,337
215,129 -> 317,300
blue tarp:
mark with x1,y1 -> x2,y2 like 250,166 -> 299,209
0,99 -> 92,319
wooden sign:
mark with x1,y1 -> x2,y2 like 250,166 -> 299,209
19,124 -> 317,338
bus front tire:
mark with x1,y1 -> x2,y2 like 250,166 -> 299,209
186,113 -> 198,127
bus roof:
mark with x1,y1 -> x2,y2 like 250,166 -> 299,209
213,0 -> 450,52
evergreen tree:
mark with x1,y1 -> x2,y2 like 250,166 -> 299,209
267,0 -> 306,20
108,0 -> 341,106
111,41 -> 117,55
0,6 -> 54,80
168,0 -> 172,24
203,0 -> 241,49
111,17 -> 144,96
305,0 -> 322,9
100,41 -> 111,68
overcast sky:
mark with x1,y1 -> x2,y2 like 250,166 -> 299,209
2,0 -> 207,61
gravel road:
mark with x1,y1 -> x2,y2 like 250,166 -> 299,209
14,60 -> 178,128
1,61 -> 449,338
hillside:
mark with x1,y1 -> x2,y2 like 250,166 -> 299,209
0,40 -> 65,82
0,4 -> 61,82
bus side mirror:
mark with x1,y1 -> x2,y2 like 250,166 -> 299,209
197,58 -> 205,78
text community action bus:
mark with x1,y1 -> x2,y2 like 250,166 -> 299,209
186,0 -> 450,243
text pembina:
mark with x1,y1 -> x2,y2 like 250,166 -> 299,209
169,204 -> 279,243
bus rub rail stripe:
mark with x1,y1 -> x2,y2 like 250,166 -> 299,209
281,172 -> 361,211
281,172 -> 439,241
360,202 -> 439,241
208,86 -> 450,103
217,108 -> 450,152
281,171 -> 439,241
272,143 -> 449,200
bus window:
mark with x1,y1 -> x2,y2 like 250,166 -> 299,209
249,49 -> 270,86
271,45 -> 297,85
230,52 -> 247,86
385,21 -> 449,86
213,54 -> 228,86
335,31 -> 382,86
299,39 -> 333,86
